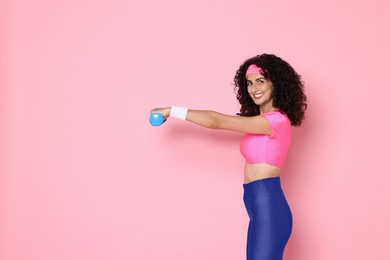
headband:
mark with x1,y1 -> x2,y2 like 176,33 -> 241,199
246,64 -> 265,77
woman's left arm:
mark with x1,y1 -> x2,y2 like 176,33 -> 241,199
151,107 -> 272,135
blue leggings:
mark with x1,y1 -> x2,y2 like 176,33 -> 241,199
243,177 -> 293,260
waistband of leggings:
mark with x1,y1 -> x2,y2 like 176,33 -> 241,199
243,177 -> 282,193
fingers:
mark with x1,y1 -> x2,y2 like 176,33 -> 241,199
150,108 -> 162,114
150,107 -> 169,118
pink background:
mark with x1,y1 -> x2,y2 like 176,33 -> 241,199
1,0 -> 389,259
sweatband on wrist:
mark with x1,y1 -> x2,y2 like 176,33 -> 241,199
170,106 -> 188,121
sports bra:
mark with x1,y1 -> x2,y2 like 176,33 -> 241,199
240,111 -> 291,168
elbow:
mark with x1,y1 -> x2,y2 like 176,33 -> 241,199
209,122 -> 219,129
196,111 -> 220,129
209,116 -> 220,129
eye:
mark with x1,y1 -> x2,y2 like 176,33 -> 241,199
256,79 -> 264,84
246,81 -> 252,86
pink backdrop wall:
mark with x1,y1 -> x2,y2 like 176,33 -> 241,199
1,0 -> 389,259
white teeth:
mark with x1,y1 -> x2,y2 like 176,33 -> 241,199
254,93 -> 263,98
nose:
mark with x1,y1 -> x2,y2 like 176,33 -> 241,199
250,83 -> 260,92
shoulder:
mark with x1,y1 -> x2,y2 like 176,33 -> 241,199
263,111 -> 290,123
262,111 -> 291,137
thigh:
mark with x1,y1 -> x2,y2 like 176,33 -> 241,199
247,191 -> 293,260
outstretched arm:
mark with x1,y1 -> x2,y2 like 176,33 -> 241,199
150,107 -> 272,135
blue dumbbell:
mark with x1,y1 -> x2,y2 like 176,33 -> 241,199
149,113 -> 166,126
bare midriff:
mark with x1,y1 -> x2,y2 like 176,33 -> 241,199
244,163 -> 281,184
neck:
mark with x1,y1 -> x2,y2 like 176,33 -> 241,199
259,102 -> 276,114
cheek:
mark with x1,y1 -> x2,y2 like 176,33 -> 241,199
266,84 -> 274,94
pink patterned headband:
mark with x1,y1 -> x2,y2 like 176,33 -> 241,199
246,64 -> 266,77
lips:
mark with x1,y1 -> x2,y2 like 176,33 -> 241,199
253,93 -> 264,99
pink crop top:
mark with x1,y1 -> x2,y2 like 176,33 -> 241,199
240,111 -> 291,168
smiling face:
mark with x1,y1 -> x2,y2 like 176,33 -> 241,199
246,73 -> 275,112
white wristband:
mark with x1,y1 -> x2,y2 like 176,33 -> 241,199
170,106 -> 188,121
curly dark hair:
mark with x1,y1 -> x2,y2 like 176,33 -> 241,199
234,53 -> 307,126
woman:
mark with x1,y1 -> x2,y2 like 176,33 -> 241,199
151,53 -> 307,260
